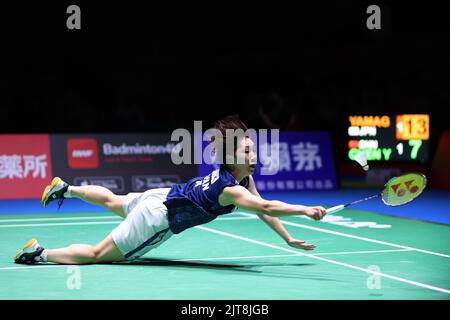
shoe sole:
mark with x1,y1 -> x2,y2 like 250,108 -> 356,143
41,177 -> 61,206
14,238 -> 37,260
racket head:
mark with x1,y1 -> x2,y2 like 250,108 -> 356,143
381,172 -> 427,206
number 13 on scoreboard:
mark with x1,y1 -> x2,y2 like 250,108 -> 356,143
396,114 -> 430,140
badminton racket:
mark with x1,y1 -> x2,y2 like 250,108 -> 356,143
325,172 -> 427,214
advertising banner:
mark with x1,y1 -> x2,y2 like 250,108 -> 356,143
0,134 -> 53,199
0,131 -> 338,199
197,132 -> 337,191
50,134 -> 198,194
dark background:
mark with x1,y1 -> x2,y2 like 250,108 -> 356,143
1,2 -> 449,166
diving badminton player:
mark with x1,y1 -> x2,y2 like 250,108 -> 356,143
14,115 -> 327,265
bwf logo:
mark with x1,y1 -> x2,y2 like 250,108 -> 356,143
67,138 -> 99,169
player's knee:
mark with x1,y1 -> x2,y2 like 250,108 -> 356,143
83,246 -> 98,262
91,244 -> 114,263
105,199 -> 126,217
83,245 -> 100,262
104,193 -> 116,205
68,244 -> 97,263
90,247 -> 102,263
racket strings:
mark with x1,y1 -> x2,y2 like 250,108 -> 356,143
382,173 -> 426,206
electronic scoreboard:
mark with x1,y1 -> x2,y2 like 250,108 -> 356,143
347,114 -> 429,163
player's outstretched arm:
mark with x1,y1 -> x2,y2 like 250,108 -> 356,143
220,185 -> 327,220
245,176 -> 317,250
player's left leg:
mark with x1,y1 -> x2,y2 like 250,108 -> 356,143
68,185 -> 126,218
14,235 -> 126,265
42,177 -> 127,218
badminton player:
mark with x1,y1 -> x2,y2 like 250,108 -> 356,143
14,115 -> 327,265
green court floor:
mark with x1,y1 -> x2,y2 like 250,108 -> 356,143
1,209 -> 449,299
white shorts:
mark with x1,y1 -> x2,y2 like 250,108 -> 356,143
111,188 -> 173,260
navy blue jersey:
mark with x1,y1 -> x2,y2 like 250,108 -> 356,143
163,167 -> 250,234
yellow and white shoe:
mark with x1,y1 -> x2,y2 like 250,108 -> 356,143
14,239 -> 45,264
41,177 -> 69,207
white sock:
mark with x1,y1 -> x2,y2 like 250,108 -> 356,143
35,249 -> 48,263
64,186 -> 73,198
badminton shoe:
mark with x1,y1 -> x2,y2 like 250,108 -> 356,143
14,239 -> 46,264
41,177 -> 69,208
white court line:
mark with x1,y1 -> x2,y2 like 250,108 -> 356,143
237,212 -> 450,259
0,265 -> 73,271
216,217 -> 258,221
0,217 -> 255,228
195,225 -> 450,295
0,216 -> 121,223
0,212 -> 250,224
312,249 -> 413,256
0,221 -> 121,228
0,256 -> 295,270
174,249 -> 412,261
0,249 -> 412,271
176,254 -> 297,262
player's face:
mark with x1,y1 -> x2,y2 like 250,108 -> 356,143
234,138 -> 257,175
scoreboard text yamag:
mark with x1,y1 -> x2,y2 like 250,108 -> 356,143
347,114 -> 429,163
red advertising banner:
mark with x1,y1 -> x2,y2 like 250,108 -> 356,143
0,134 -> 53,199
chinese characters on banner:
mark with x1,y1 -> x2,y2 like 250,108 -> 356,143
0,155 -> 48,179
198,132 -> 337,191
0,135 -> 52,198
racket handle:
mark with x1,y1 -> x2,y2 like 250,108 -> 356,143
325,205 -> 345,214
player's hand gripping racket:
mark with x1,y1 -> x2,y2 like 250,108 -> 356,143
325,173 -> 427,214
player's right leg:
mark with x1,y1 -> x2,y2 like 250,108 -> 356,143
17,188 -> 173,264
41,177 -> 127,218
14,235 -> 126,265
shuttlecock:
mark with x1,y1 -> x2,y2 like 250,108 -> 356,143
354,151 -> 369,171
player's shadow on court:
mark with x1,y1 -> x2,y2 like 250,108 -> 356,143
114,257 -> 304,274
113,258 -> 338,281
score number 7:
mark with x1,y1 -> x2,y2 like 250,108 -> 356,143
409,140 -> 422,159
